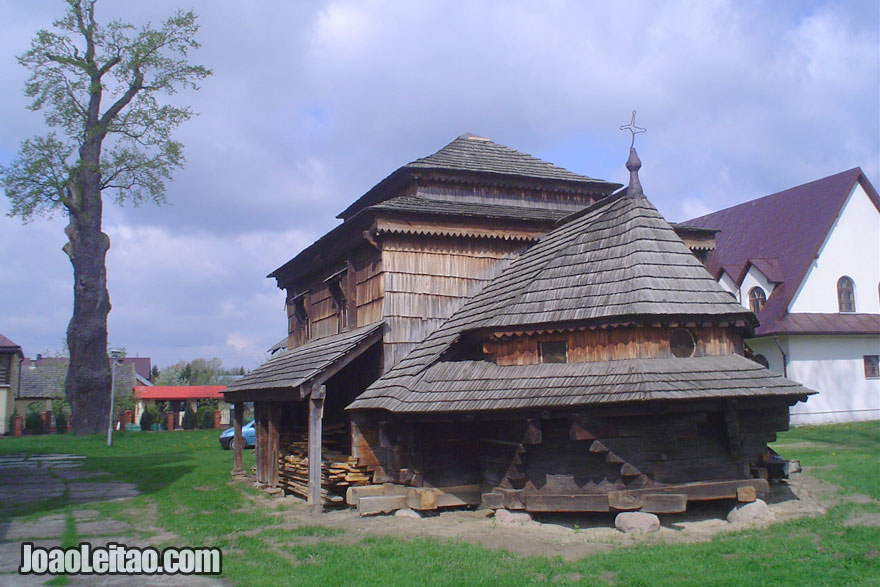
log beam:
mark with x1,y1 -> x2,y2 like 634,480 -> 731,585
268,403 -> 280,488
308,385 -> 326,514
232,402 -> 244,475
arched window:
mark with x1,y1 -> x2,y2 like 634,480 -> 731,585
748,287 -> 766,314
837,276 -> 855,313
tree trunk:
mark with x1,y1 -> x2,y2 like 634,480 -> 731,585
64,137 -> 112,436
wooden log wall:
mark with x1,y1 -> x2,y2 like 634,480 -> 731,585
354,252 -> 383,327
352,400 -> 792,508
381,235 -> 528,369
484,326 -> 742,366
416,180 -> 601,212
285,248 -> 383,351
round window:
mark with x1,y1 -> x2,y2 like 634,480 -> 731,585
670,328 -> 696,358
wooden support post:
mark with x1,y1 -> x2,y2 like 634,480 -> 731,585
253,403 -> 262,482
308,385 -> 326,514
268,403 -> 280,488
232,402 -> 244,476
259,403 -> 270,485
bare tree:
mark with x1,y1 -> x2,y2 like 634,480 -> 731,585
0,0 -> 210,434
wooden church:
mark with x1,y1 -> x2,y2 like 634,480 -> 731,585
223,133 -> 813,514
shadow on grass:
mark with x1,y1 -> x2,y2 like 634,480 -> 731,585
0,452 -> 195,528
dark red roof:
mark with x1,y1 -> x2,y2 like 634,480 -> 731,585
121,357 -> 151,380
134,386 -> 226,400
762,313 -> 880,336
684,168 -> 880,336
0,332 -> 22,353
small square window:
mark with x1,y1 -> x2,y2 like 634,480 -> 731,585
539,340 -> 567,364
865,355 -> 879,379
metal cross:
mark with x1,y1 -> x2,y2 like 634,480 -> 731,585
619,110 -> 646,148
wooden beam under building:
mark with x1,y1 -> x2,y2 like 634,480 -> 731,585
232,402 -> 244,475
308,385 -> 326,513
268,403 -> 280,488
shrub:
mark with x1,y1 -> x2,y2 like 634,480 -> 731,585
181,406 -> 197,430
54,411 -> 68,434
25,410 -> 43,434
7,410 -> 18,435
140,405 -> 159,431
196,405 -> 215,429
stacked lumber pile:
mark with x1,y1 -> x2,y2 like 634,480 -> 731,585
278,422 -> 373,505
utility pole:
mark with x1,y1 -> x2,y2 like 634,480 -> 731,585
106,349 -> 125,447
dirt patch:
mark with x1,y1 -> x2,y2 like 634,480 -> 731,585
237,470 -> 840,561
842,514 -> 880,528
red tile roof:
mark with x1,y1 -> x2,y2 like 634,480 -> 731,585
134,386 -> 226,400
684,168 -> 880,336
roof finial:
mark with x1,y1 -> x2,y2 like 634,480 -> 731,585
619,110 -> 646,198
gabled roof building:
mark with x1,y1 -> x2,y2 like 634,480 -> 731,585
225,136 -> 814,514
685,169 -> 880,424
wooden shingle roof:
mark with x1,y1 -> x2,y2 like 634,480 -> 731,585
223,322 -> 383,400
368,195 -> 572,222
338,134 -> 620,220
406,134 -> 603,183
349,195 -> 774,413
349,355 -> 812,414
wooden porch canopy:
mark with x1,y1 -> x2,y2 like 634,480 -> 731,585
223,321 -> 384,403
222,322 -> 383,511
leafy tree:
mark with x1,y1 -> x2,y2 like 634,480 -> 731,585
0,1 -> 210,434
153,357 -> 234,386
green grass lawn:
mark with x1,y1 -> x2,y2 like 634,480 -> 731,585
1,422 -> 878,586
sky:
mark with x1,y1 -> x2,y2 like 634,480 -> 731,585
0,0 -> 877,371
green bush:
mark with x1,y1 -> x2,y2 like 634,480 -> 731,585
181,406 -> 197,430
7,410 -> 18,435
54,411 -> 68,434
25,410 -> 43,434
196,405 -> 215,429
140,406 -> 159,431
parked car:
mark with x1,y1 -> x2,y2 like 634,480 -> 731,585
219,420 -> 255,450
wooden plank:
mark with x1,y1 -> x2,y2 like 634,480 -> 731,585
608,491 -> 642,511
268,404 -> 280,488
498,488 -> 525,510
345,484 -> 386,506
232,402 -> 243,475
736,485 -> 757,502
641,493 -> 687,514
480,492 -> 505,510
357,495 -> 408,516
525,493 -> 610,513
308,392 -> 324,513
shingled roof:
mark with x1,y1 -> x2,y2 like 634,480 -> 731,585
224,322 -> 383,401
350,355 -> 812,414
368,195 -> 573,222
18,358 -> 136,400
684,168 -> 880,336
349,194 -> 766,413
337,134 -> 620,220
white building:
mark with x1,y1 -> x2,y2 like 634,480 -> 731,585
686,168 -> 880,425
